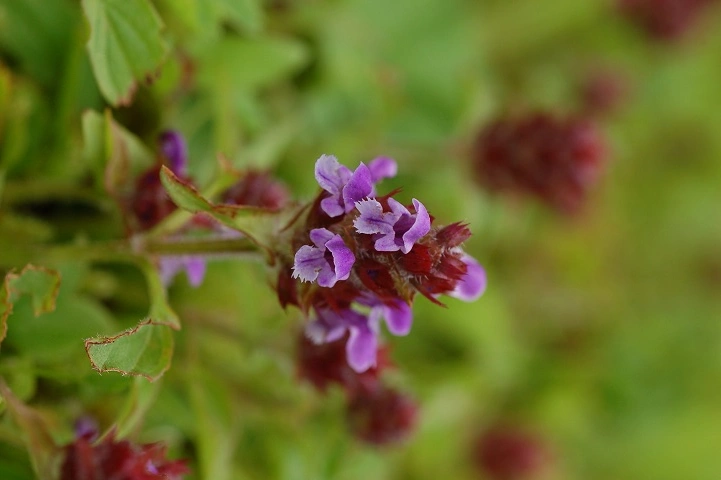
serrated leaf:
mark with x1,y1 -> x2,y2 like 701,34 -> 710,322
0,265 -> 61,349
0,381 -> 61,480
159,166 -> 289,253
84,319 -> 174,382
81,0 -> 169,106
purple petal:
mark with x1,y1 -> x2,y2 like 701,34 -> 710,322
368,156 -> 397,182
316,263 -> 340,288
315,154 -> 350,195
400,199 -> 431,254
342,163 -> 373,211
347,325 -> 377,372
353,199 -> 398,235
382,300 -> 413,336
159,256 -> 206,288
292,245 -> 326,283
450,254 -> 487,301
309,228 -> 336,249
185,256 -> 207,287
159,131 -> 188,176
325,234 -> 355,282
316,155 -> 352,217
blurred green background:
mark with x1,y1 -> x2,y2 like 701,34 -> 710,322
1,0 -> 721,479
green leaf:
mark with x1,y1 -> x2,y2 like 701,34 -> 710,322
81,0 -> 169,106
0,0 -> 76,89
0,265 -> 61,349
198,37 -> 308,91
84,319 -> 174,382
159,166 -> 294,253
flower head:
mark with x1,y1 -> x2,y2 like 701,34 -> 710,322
285,155 -> 486,372
618,0 -> 718,41
60,429 -> 189,480
472,424 -> 550,480
472,112 -> 606,213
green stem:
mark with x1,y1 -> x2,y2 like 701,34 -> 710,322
141,235 -> 261,258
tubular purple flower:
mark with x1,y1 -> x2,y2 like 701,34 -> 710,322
159,130 -> 189,177
306,308 -> 378,372
448,254 -> 487,301
354,198 -> 431,254
315,155 -> 373,217
292,228 -> 355,287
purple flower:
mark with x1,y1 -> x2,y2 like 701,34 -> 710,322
368,298 -> 413,336
354,198 -> 431,254
306,308 -> 377,372
368,156 -> 397,183
315,155 -> 373,217
292,228 -> 356,287
160,255 -> 207,288
159,130 -> 188,177
448,254 -> 487,301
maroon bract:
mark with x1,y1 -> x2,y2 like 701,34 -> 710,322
346,385 -> 418,445
472,112 -> 606,214
131,165 -> 179,231
221,170 -> 290,209
618,0 -> 718,40
472,425 -> 549,480
59,431 -> 189,480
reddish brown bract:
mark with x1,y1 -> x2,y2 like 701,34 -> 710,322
346,386 -> 418,445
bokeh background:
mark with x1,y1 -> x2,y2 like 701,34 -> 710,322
1,0 -> 721,479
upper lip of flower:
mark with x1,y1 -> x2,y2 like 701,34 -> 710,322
353,198 -> 431,253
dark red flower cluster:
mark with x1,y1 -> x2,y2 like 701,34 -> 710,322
472,112 -> 606,214
618,0 -> 719,40
580,69 -> 629,117
296,332 -> 418,445
59,430 -> 189,480
471,424 -> 550,480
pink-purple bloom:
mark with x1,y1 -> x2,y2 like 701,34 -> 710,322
315,154 -> 398,217
449,254 -> 487,302
354,198 -> 431,253
292,228 -> 356,287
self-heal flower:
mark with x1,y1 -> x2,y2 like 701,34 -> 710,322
316,155 -> 373,217
292,228 -> 355,287
315,154 -> 398,217
354,198 -> 431,253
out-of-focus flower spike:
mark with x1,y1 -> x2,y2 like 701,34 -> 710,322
158,130 -> 188,177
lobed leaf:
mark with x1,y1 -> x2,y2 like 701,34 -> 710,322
81,0 -> 169,106
85,319 -> 174,382
0,265 -> 61,349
